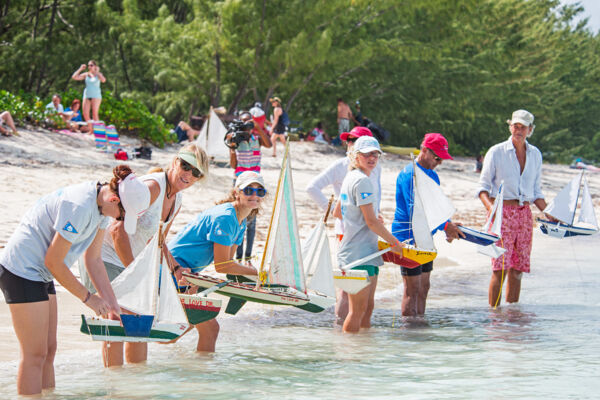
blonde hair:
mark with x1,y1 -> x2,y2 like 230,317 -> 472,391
147,166 -> 164,174
215,187 -> 265,218
348,149 -> 360,171
171,143 -> 210,180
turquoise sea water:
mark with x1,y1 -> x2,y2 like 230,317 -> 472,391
0,231 -> 598,399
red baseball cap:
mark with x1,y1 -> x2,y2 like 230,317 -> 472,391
340,126 -> 373,141
421,133 -> 452,160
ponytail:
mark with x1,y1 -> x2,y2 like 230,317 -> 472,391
109,164 -> 133,196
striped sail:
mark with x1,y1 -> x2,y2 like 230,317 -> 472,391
260,143 -> 307,293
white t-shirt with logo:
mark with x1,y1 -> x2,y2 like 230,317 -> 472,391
0,181 -> 109,282
337,169 -> 383,268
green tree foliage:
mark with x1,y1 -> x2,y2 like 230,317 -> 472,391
1,0 -> 598,161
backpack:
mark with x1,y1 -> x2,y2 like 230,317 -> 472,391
281,110 -> 290,126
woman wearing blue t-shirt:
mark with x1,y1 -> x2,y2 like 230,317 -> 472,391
0,165 -> 150,396
169,171 -> 266,351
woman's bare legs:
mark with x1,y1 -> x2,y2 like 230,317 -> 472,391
8,298 -> 55,395
195,319 -> 219,352
91,98 -> 102,122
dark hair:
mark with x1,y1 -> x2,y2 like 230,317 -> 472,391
109,165 -> 134,197
88,60 -> 97,66
316,122 -> 323,129
190,115 -> 204,130
71,99 -> 80,108
337,97 -> 343,102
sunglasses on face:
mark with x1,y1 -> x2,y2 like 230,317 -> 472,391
359,151 -> 380,159
179,158 -> 203,178
242,186 -> 267,197
346,137 -> 358,143
427,148 -> 442,162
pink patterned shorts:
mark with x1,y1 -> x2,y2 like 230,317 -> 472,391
492,205 -> 533,273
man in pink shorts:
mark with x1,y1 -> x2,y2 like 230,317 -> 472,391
478,109 -> 554,307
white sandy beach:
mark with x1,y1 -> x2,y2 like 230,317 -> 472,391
0,127 -> 598,364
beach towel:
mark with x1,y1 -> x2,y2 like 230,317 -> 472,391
106,125 -> 120,152
93,121 -> 107,151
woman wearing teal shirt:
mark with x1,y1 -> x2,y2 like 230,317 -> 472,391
169,171 -> 266,351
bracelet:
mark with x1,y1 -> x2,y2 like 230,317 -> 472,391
82,291 -> 91,304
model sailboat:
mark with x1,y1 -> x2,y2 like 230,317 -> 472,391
296,197 -> 337,312
538,171 -> 598,238
381,158 -> 455,268
458,184 -> 507,258
183,141 -> 310,315
80,227 -> 189,342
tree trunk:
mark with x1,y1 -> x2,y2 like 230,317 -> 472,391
36,0 -> 58,94
118,41 -> 133,91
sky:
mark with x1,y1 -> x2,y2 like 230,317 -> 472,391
561,0 -> 600,33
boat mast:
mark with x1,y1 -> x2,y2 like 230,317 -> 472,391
571,171 -> 584,226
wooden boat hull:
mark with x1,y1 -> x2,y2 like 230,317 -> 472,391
80,315 -> 188,343
332,269 -> 370,294
294,291 -> 336,313
457,226 -> 499,246
378,241 -> 436,268
538,219 -> 598,238
182,273 -> 309,307
178,294 -> 222,325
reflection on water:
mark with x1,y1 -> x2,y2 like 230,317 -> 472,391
1,234 -> 599,398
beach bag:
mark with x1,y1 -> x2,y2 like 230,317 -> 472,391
135,146 -> 152,160
92,121 -> 107,151
106,125 -> 121,152
281,110 -> 290,126
114,149 -> 128,161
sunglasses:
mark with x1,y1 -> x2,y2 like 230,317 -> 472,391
179,158 -> 203,178
428,148 -> 442,162
359,151 -> 380,159
242,186 -> 267,197
346,137 -> 358,143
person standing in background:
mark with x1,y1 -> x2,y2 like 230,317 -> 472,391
337,98 -> 353,136
72,60 -> 106,131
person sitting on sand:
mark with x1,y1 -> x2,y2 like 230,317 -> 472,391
173,115 -> 205,143
168,171 -> 264,352
312,122 -> 331,144
0,110 -> 18,136
80,144 -> 209,367
64,99 -> 89,133
45,94 -> 68,124
332,136 -> 403,333
0,165 -> 149,396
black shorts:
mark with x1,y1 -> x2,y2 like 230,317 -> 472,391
0,264 -> 56,304
401,261 -> 433,277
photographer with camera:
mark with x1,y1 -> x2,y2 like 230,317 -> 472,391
225,109 -> 271,265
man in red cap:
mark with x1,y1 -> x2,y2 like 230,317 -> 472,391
306,126 -> 382,324
391,133 -> 464,317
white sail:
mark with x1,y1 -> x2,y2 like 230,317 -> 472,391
302,222 -> 336,298
410,163 -> 455,250
110,233 -> 187,324
260,143 -> 307,293
483,183 -> 504,237
578,177 -> 598,229
544,173 -> 582,224
196,108 -> 229,161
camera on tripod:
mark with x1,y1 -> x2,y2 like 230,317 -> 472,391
224,119 -> 255,149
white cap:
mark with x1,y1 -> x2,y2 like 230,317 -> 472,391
235,171 -> 266,190
118,174 -> 150,234
354,136 -> 383,154
249,106 -> 265,118
508,109 -> 534,127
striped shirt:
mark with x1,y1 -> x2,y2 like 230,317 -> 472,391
234,134 -> 261,176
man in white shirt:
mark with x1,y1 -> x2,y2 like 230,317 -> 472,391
478,109 -> 552,307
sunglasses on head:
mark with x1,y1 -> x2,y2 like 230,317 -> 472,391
242,186 -> 267,197
179,158 -> 203,178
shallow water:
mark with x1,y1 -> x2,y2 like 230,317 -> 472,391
1,232 -> 599,399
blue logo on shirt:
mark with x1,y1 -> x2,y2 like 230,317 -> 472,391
360,192 -> 373,200
63,222 -> 78,234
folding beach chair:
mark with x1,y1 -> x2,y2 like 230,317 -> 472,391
106,124 -> 121,152
92,121 -> 107,151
